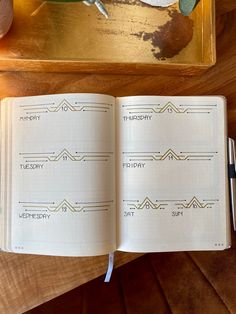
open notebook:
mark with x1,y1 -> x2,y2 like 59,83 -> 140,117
0,94 -> 231,256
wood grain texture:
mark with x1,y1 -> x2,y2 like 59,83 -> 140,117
0,1 -> 235,313
215,0 -> 236,16
0,252 -> 142,314
28,248 -> 236,314
82,271 -> 126,314
119,256 -> 171,313
189,250 -> 236,313
149,253 -> 229,314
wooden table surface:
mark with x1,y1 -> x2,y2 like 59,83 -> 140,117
0,1 -> 236,313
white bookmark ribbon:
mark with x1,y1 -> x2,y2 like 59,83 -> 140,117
104,252 -> 114,282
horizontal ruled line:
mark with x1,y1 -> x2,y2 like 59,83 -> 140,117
123,152 -> 160,154
129,158 -> 153,161
75,102 -> 112,106
20,152 -> 55,155
122,103 -> 160,107
75,201 -> 113,204
180,152 -> 217,153
19,201 -> 55,204
83,159 -> 108,161
20,103 -> 55,107
25,160 -> 48,162
187,159 -> 211,161
180,104 -> 217,107
83,109 -> 107,112
156,200 -> 187,202
83,209 -> 108,212
24,209 -> 48,212
129,111 -> 152,114
75,152 -> 113,154
26,111 -> 48,114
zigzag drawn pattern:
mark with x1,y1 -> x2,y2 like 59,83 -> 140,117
20,199 -> 113,213
20,149 -> 112,162
123,101 -> 215,114
20,99 -> 112,114
124,197 -> 218,211
124,149 -> 217,161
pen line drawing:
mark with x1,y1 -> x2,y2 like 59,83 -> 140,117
123,101 -> 216,114
123,149 -> 217,162
19,149 -> 113,163
20,99 -> 112,114
19,199 -> 113,213
124,196 -> 219,211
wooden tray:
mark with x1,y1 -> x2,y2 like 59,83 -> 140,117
0,0 -> 215,74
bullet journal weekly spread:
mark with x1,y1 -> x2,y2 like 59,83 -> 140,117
0,94 -> 231,256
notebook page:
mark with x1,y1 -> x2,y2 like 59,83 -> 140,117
0,100 -> 8,250
9,94 -> 116,256
0,100 -> 14,251
117,96 -> 230,252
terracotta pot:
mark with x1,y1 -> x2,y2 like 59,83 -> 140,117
0,0 -> 13,39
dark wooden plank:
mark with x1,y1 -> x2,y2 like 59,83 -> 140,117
216,0 -> 236,16
149,252 -> 230,314
26,285 -> 84,314
119,256 -> 171,314
82,271 -> 125,314
189,251 -> 236,313
189,232 -> 236,313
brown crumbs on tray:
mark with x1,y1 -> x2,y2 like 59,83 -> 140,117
133,9 -> 193,60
